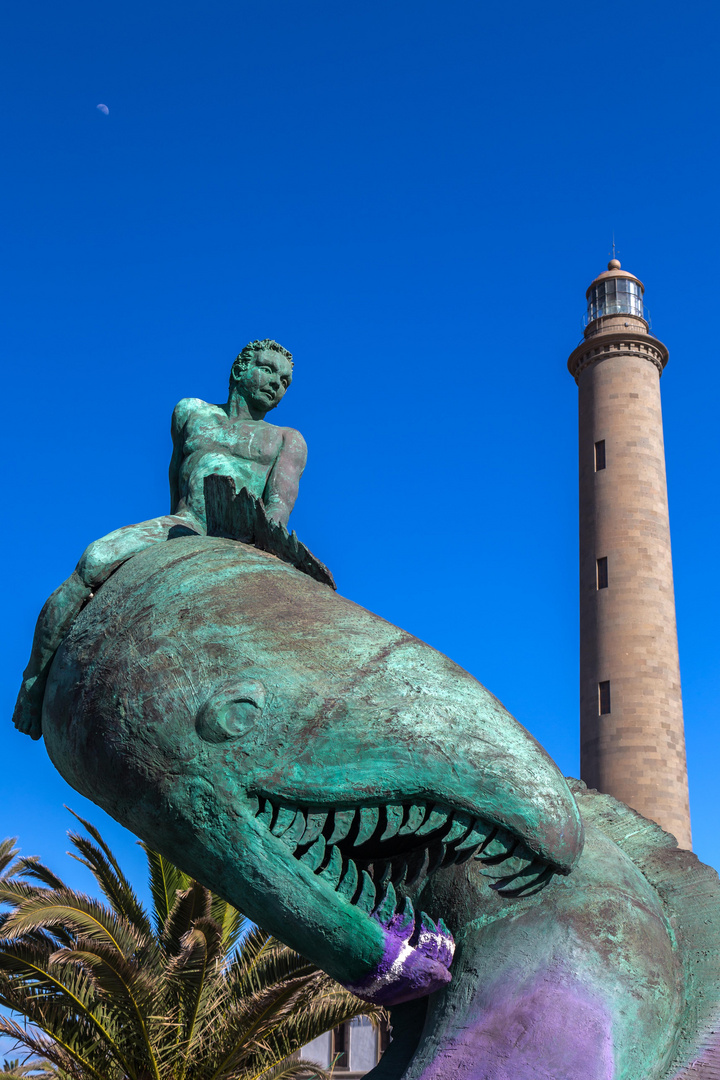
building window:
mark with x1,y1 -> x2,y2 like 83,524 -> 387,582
599,681 -> 611,715
596,557 -> 608,589
332,1024 -> 349,1070
595,440 -> 606,471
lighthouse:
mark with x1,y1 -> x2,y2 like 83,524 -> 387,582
567,259 -> 691,850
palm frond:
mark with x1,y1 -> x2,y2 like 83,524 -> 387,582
209,895 -> 247,952
0,1056 -> 65,1078
141,847 -> 192,934
65,830 -> 151,941
0,824 -> 382,1080
0,840 -> 21,882
242,1055 -> 331,1080
0,1015 -> 108,1080
2,891 -> 147,960
0,950 -> 135,1077
161,882 -> 210,957
14,859 -> 66,893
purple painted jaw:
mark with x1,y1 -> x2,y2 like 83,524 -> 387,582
341,887 -> 455,1006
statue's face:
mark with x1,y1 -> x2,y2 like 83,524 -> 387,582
234,350 -> 293,414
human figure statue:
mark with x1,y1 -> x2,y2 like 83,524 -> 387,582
13,338 -> 305,741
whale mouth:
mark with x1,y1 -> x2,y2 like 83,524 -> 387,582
251,793 -> 556,918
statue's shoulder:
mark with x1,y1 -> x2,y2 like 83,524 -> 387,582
272,423 -> 307,453
171,397 -> 221,432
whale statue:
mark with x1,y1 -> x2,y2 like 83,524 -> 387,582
27,512 -> 720,1078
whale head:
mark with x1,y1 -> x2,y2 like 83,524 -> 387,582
43,537 -> 583,1005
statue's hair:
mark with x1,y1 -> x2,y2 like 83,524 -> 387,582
230,339 -> 293,391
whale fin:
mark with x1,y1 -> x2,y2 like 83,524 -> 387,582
203,474 -> 336,590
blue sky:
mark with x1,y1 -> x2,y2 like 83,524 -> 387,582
2,0 -> 719,922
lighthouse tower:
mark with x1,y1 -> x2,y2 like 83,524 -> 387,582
567,259 -> 691,850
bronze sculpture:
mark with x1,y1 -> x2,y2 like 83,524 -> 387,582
12,345 -> 720,1078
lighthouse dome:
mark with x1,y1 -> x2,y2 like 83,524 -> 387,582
586,260 -> 644,323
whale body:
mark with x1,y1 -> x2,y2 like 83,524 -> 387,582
40,536 -> 720,1078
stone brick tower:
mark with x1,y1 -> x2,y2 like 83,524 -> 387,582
567,259 -> 691,850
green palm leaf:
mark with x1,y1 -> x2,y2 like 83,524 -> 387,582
65,827 -> 151,942
0,817 -> 386,1080
0,841 -> 21,883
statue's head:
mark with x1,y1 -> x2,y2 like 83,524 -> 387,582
229,339 -> 293,415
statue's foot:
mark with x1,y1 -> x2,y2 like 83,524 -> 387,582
13,676 -> 44,740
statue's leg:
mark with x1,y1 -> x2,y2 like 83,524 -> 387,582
13,512 -> 203,741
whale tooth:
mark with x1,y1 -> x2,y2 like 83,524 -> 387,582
398,803 -> 427,836
415,806 -> 450,838
256,798 -> 275,829
299,835 -> 326,871
337,858 -> 359,901
380,804 -> 404,841
405,846 -> 430,888
373,860 -> 393,889
419,911 -> 437,933
354,870 -> 377,914
373,881 -> 397,925
441,842 -> 464,868
416,912 -> 440,960
443,812 -> 473,845
354,807 -> 380,846
390,858 -> 408,889
389,895 -> 415,939
477,828 -> 517,864
477,843 -> 536,879
301,811 -> 329,845
327,809 -> 355,845
282,809 -> 307,845
425,840 -> 448,877
318,844 -> 343,889
453,820 -> 496,859
271,806 -> 297,836
492,862 -> 555,897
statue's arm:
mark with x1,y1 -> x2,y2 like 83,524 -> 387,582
168,399 -> 194,513
262,428 -> 307,526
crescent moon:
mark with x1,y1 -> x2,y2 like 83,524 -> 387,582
96,104 -> 109,115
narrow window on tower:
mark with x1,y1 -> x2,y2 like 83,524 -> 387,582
598,681 -> 611,715
595,440 -> 606,471
597,556 -> 608,589
332,1024 -> 349,1070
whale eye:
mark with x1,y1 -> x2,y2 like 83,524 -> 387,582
196,680 -> 266,743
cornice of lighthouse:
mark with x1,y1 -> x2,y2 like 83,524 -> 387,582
568,330 -> 669,383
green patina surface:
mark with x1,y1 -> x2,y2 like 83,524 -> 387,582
40,536 -> 581,986
32,535 -> 720,1079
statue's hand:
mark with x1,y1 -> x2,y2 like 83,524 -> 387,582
340,901 -> 454,1007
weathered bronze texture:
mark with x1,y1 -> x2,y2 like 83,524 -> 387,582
32,535 -> 720,1078
13,339 -> 306,741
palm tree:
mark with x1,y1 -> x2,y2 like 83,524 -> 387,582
0,817 -> 384,1079
1,1059 -> 61,1078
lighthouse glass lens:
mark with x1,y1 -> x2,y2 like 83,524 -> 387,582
588,279 -> 643,321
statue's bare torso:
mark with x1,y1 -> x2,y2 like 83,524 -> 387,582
171,397 -> 305,528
